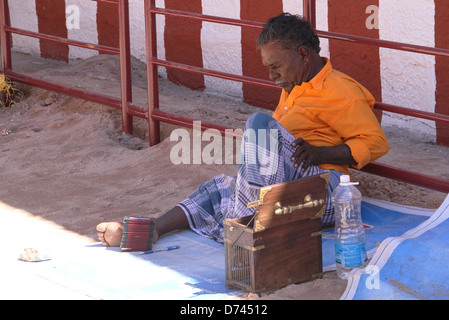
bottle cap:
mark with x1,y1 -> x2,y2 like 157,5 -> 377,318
339,174 -> 359,186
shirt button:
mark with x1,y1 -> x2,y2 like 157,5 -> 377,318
284,106 -> 287,110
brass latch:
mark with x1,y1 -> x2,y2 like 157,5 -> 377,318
274,194 -> 324,215
247,186 -> 272,208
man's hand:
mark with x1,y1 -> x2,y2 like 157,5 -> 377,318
291,138 -> 323,171
291,138 -> 357,171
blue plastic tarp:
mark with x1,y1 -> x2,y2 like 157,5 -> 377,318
1,195 -> 447,299
340,195 -> 449,300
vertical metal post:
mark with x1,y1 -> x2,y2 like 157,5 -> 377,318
118,0 -> 133,135
0,0 -> 13,108
303,0 -> 316,29
145,0 -> 160,146
0,0 -> 12,72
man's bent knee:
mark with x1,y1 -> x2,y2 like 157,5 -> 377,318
246,113 -> 273,131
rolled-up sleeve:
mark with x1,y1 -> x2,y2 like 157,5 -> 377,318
331,99 -> 390,169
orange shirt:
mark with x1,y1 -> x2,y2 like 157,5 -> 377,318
272,58 -> 389,175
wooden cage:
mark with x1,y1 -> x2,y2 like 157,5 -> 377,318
224,173 -> 329,293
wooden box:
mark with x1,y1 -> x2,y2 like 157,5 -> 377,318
224,173 -> 329,293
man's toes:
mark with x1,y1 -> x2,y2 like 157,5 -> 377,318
96,222 -> 109,232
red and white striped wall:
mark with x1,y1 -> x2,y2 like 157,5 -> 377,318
7,0 -> 449,145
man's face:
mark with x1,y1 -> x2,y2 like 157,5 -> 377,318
260,41 -> 306,94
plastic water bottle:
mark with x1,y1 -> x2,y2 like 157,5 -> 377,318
332,175 -> 367,279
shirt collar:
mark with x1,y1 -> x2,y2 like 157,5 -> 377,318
307,57 -> 332,90
281,57 -> 332,100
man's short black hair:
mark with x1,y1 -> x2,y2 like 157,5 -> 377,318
257,12 -> 321,53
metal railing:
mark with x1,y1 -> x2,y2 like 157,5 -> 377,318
1,0 -> 448,192
0,0 -> 145,135
144,0 -> 449,193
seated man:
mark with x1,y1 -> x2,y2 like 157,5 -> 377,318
96,13 -> 389,248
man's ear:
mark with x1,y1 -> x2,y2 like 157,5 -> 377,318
296,46 -> 310,63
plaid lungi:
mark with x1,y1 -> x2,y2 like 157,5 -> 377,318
178,113 -> 343,243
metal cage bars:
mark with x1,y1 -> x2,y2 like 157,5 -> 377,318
145,0 -> 449,193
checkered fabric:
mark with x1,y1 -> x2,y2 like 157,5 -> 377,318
178,113 -> 343,243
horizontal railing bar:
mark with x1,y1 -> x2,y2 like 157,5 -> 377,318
13,69 -> 444,191
150,6 -> 449,58
151,109 -> 448,193
127,103 -> 148,119
4,26 -> 120,54
150,6 -> 264,29
375,102 -> 449,124
362,162 -> 449,193
153,58 -> 449,124
149,5 -> 449,124
6,70 -> 121,107
5,70 -> 148,118
317,30 -> 449,58
151,109 -> 243,138
153,58 -> 278,88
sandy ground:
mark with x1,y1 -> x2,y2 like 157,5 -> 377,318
1,52 -> 448,300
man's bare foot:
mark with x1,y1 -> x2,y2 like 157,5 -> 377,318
96,222 -> 123,247
96,221 -> 160,248
96,206 -> 187,248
